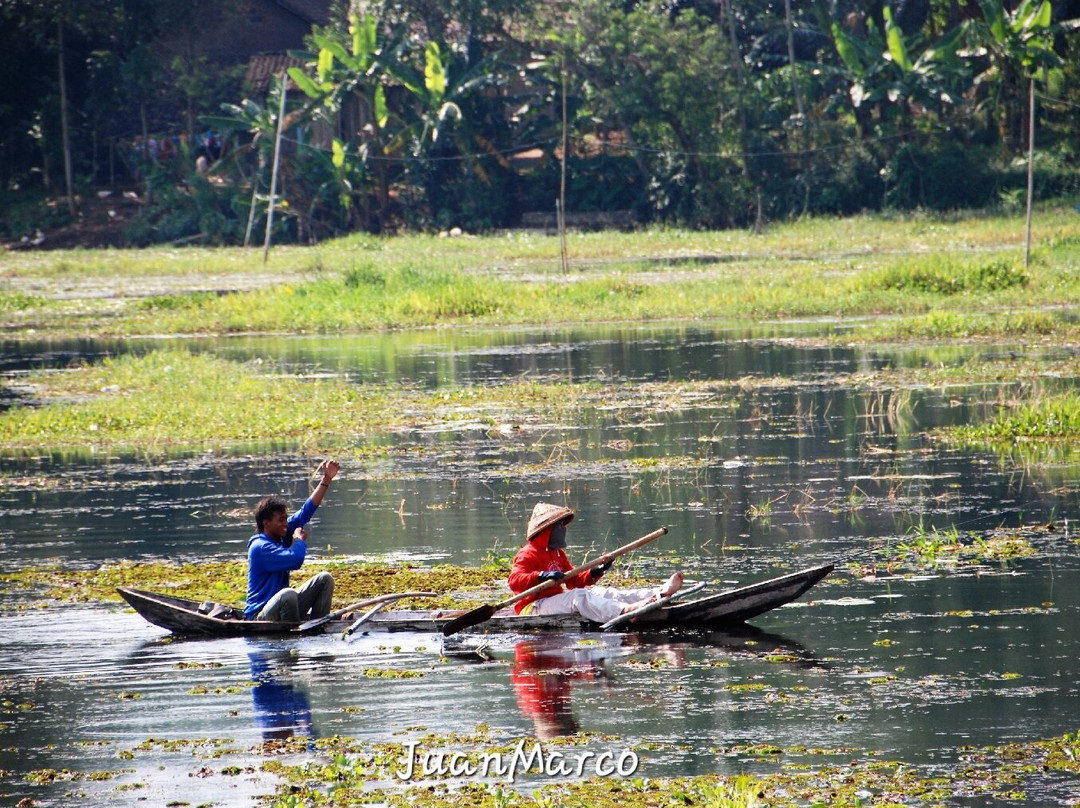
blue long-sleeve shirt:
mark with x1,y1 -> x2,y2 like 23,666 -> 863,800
244,498 -> 319,619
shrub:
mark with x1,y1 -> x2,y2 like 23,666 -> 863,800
809,144 -> 885,215
122,172 -> 251,247
883,142 -> 997,210
0,190 -> 72,240
343,261 -> 387,289
869,257 -> 1028,295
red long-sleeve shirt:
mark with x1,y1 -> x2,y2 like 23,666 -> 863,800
507,526 -> 593,613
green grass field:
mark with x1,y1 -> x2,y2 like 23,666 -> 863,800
4,207 -> 1080,455
3,207 -> 1078,339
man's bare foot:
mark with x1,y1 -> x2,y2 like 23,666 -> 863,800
621,593 -> 659,615
660,571 -> 684,598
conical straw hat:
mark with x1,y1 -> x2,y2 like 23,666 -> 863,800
526,502 -> 575,541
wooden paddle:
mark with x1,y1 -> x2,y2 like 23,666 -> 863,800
440,526 -> 668,636
342,594 -> 436,638
295,591 -> 438,632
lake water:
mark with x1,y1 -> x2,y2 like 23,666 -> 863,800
2,323 -> 1079,806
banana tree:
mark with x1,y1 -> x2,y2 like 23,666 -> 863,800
829,6 -> 968,136
380,40 -> 502,222
962,0 -> 1078,152
287,12 -> 406,229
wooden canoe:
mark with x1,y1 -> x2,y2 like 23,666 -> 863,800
117,562 -> 833,637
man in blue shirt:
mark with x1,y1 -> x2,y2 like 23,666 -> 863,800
244,459 -> 340,621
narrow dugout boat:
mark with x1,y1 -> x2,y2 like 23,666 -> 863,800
117,562 -> 833,638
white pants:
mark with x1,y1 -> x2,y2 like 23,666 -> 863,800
526,585 -> 658,624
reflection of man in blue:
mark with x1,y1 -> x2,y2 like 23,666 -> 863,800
249,650 -> 315,742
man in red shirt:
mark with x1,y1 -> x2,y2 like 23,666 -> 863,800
507,502 -> 683,623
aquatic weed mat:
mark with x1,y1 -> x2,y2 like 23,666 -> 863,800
7,343 -> 1080,460
215,730 -> 1080,806
0,558 -> 512,612
12,735 -> 1080,807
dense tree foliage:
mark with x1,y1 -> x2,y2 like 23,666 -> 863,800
1,0 -> 1077,243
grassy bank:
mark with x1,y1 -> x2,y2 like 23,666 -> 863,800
3,208 -> 1079,340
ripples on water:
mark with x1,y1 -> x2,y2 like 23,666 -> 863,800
3,325 -> 1080,805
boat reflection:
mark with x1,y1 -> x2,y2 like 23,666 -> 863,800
507,626 -> 822,738
247,647 -> 315,743
683,624 -> 828,670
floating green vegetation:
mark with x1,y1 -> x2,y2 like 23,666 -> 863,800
360,669 -> 425,679
174,661 -> 224,670
189,685 -> 246,695
0,349 -> 736,456
8,340 -> 1080,461
625,657 -> 670,669
865,307 -> 1071,341
27,768 -> 81,785
240,729 -> 1080,808
944,392 -> 1080,447
0,350 -> 367,454
133,737 -> 235,754
746,498 -> 775,522
725,682 -> 769,693
763,653 -> 801,663
722,743 -> 784,757
868,675 -> 899,685
0,558 -> 511,611
888,524 -> 1037,569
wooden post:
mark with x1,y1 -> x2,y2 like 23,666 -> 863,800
263,72 -> 288,265
244,179 -> 259,248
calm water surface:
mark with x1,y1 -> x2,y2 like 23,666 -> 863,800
2,323 -> 1079,806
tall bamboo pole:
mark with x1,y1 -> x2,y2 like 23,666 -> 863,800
1024,77 -> 1034,269
263,73 -> 288,265
57,18 -> 76,217
784,0 -> 803,118
559,57 -> 569,275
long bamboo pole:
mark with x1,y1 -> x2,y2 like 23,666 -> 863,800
263,72 -> 288,265
58,18 -> 76,217
559,58 -> 569,276
784,0 -> 803,118
1024,77 -> 1035,269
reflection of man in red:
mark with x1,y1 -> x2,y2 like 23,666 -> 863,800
512,641 -> 605,739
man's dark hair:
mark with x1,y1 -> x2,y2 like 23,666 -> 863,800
254,496 -> 288,532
